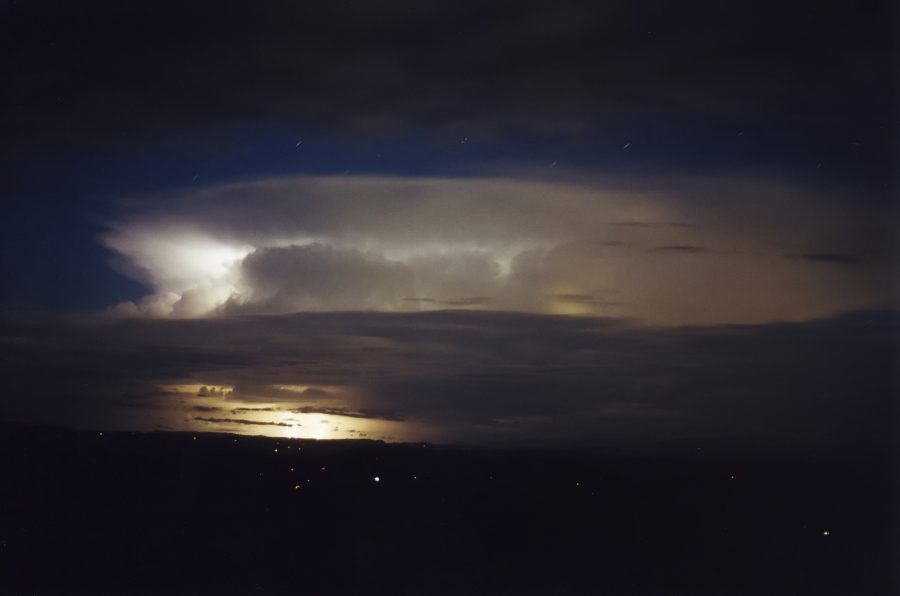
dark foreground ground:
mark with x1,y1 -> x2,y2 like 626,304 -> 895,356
0,424 -> 896,596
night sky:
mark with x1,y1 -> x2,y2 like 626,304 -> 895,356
0,0 -> 897,445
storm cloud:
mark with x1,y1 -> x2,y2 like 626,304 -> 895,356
101,174 -> 895,324
0,0 -> 895,452
0,309 -> 895,446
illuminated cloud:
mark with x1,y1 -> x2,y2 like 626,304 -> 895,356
104,224 -> 251,317
102,175 -> 894,324
235,243 -> 413,313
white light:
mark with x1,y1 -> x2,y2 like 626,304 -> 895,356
104,227 -> 252,317
374,476 -> 380,483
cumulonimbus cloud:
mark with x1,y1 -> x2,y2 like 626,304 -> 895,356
102,174 -> 894,325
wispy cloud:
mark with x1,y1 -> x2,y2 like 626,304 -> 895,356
652,245 -> 717,254
800,252 -> 862,265
289,406 -> 406,422
193,417 -> 295,428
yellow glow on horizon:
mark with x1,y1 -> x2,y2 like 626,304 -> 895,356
547,285 -> 595,316
312,418 -> 335,440
137,382 -> 416,442
548,301 -> 593,316
169,392 -> 408,442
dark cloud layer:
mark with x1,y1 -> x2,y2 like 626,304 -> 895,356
800,252 -> 863,265
652,245 -> 717,254
289,406 -> 406,423
2,0 -> 897,197
0,309 -> 895,446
